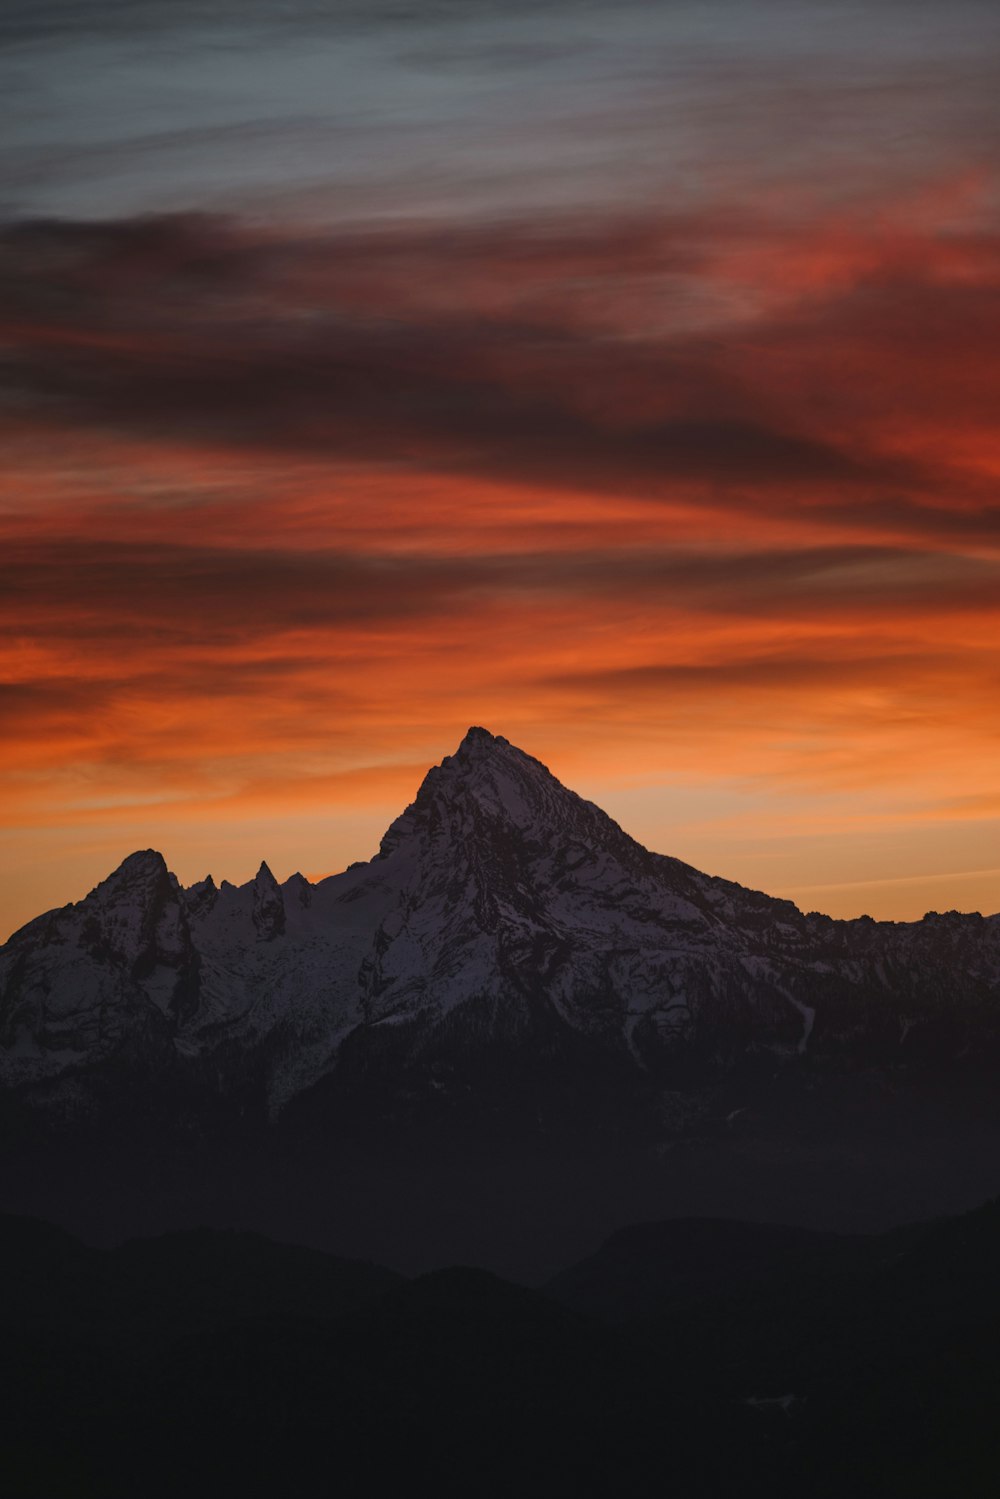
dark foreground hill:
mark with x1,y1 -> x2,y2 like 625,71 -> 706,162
5,1202 -> 1000,1498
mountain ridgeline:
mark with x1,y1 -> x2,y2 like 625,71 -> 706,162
6,1201 -> 1000,1497
1,728 -> 999,1272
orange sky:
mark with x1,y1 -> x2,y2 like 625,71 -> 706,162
2,3 -> 999,936
2,183 -> 999,936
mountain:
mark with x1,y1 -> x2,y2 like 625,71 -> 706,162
1,1212 -> 399,1363
0,1211 -> 765,1499
4,725 -> 998,1105
548,1198 -> 1000,1497
2,727 -> 1000,1272
545,1216 -> 855,1325
6,1202 -> 1000,1499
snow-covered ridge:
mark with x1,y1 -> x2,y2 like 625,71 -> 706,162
2,727 -> 998,1111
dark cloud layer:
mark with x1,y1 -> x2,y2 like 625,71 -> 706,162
4,210 -> 996,537
4,535 -> 997,643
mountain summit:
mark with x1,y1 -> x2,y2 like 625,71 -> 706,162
1,729 -> 999,1128
379,726 -> 624,857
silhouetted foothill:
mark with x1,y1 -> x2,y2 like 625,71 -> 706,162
6,1201 -> 1000,1498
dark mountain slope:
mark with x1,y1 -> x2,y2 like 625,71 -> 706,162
7,1205 -> 1000,1498
543,1198 -> 1000,1495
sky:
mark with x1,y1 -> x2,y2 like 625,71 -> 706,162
1,0 -> 999,935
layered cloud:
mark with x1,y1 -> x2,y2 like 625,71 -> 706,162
2,201 -> 998,846
3,202 -> 998,522
2,1 -> 999,930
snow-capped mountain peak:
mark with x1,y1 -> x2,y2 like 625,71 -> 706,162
1,729 -> 998,1118
379,725 -> 629,862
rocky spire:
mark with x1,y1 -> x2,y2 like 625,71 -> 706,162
378,726 -> 631,861
252,861 -> 285,940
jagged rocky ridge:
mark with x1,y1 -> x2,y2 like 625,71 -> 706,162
2,727 -> 999,1123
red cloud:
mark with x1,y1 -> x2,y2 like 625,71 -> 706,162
1,187 -> 999,931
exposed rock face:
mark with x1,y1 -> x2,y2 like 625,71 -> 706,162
251,863 -> 285,942
1,728 -> 998,1121
0,850 -> 196,1080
